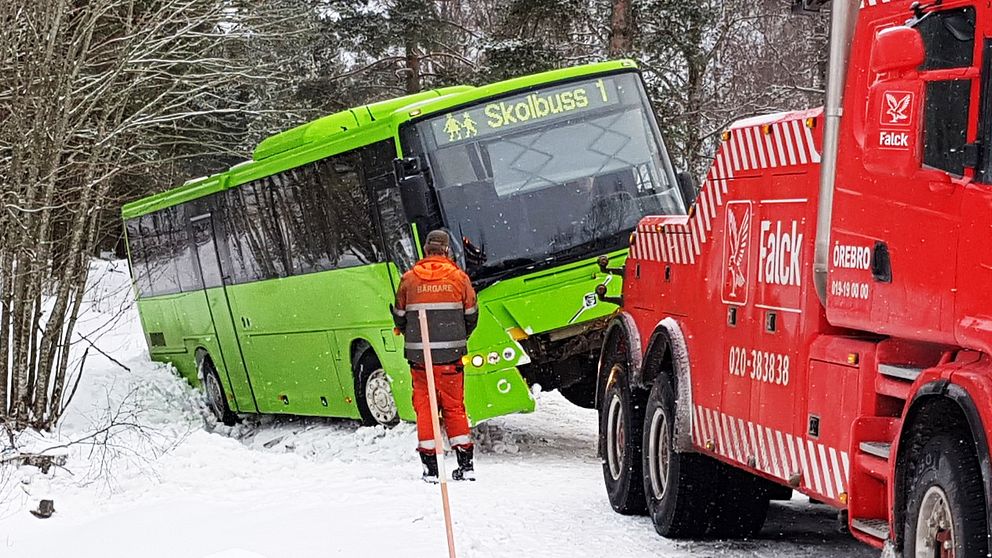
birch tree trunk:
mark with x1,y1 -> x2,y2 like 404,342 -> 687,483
0,0 -> 291,431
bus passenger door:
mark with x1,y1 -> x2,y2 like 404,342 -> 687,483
191,213 -> 258,413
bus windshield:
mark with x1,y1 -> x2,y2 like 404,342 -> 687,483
410,72 -> 685,281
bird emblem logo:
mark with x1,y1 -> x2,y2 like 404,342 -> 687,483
883,92 -> 912,126
722,201 -> 752,304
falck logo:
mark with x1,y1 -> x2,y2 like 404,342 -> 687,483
883,92 -> 913,127
722,201 -> 752,305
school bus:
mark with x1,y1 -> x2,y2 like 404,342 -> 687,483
121,60 -> 689,426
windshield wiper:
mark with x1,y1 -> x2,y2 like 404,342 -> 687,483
545,232 -> 628,264
471,257 -> 541,286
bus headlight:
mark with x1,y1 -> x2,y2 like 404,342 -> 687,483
471,354 -> 485,368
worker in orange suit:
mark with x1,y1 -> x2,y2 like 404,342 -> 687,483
390,230 -> 478,483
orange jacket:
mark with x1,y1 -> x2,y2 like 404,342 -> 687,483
392,256 -> 478,365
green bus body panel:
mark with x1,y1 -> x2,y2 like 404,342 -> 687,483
125,59 -> 640,425
252,87 -> 474,161
135,249 -> 626,425
222,263 -> 404,418
459,250 -> 626,423
138,289 -> 256,413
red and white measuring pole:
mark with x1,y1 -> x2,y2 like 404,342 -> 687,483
418,309 -> 457,558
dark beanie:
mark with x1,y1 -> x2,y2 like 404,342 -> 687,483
425,230 -> 450,254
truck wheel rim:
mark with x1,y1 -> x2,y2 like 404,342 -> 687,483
366,368 -> 397,425
915,486 -> 955,558
647,407 -> 670,500
606,393 -> 625,481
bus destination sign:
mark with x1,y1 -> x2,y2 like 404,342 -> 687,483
428,76 -> 622,146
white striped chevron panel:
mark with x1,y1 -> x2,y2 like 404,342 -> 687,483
630,113 -> 820,265
860,0 -> 898,8
693,404 -> 851,501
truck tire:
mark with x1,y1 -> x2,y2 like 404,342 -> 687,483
355,352 -> 399,427
903,432 -> 988,558
642,380 -> 769,539
707,463 -> 770,538
599,354 -> 647,515
642,379 -> 716,537
200,357 -> 238,427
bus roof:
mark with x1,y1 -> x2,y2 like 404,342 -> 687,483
121,59 -> 638,220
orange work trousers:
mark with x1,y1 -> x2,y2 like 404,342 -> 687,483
411,363 -> 472,454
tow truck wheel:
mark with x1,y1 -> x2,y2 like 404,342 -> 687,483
599,358 -> 647,515
904,433 -> 987,558
642,380 -> 715,538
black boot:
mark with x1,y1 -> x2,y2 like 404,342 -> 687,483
420,451 -> 439,484
452,446 -> 475,481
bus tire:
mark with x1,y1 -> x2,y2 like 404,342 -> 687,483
903,432 -> 988,558
599,351 -> 647,515
355,352 -> 399,427
200,357 -> 237,427
642,379 -> 716,537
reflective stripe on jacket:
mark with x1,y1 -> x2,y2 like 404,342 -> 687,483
392,256 -> 478,365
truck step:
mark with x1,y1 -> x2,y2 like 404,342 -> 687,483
879,364 -> 922,382
859,441 -> 892,460
851,518 -> 890,541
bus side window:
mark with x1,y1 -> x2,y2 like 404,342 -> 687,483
268,149 -> 382,276
917,7 -> 976,176
172,204 -> 202,293
125,217 -> 153,297
363,140 -> 416,271
314,152 -> 381,269
218,180 -> 287,284
145,210 -> 182,296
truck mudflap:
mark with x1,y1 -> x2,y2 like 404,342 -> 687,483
648,317 -> 695,453
596,311 -> 642,408
599,313 -> 696,454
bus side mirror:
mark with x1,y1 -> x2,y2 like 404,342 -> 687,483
863,26 -> 925,178
676,171 -> 698,209
393,158 -> 431,220
398,174 -> 431,220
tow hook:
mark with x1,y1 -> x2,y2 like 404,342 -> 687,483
595,282 -> 622,306
596,256 -> 624,306
597,255 -> 625,276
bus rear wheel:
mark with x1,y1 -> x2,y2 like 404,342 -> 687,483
356,354 -> 398,427
904,433 -> 987,558
200,357 -> 237,427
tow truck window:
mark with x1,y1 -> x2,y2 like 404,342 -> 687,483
917,7 -> 975,70
917,7 -> 976,175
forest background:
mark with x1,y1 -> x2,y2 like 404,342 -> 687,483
0,0 -> 827,429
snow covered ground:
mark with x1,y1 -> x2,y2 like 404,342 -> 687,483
0,262 -> 875,557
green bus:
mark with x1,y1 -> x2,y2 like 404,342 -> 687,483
121,60 -> 688,427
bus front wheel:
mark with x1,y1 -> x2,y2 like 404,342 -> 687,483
356,353 -> 399,427
199,357 -> 238,427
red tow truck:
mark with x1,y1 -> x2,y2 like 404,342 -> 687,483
596,1 -> 992,555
